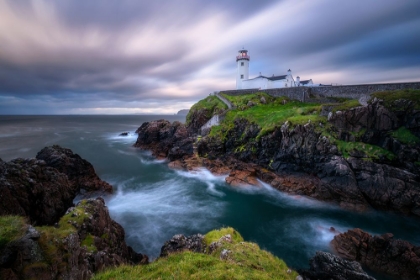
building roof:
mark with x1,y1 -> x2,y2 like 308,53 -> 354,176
268,75 -> 287,81
299,80 -> 312,85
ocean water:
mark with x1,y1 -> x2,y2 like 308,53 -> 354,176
1,115 -> 419,276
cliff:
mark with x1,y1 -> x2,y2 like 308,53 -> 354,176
0,146 -> 147,280
135,89 -> 420,216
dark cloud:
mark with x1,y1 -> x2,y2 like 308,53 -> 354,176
0,0 -> 419,114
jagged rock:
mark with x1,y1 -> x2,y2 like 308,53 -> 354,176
0,198 -> 147,280
0,158 -> 76,225
135,120 -> 194,160
331,228 -> 420,280
299,251 -> 375,280
186,109 -> 213,134
36,145 -> 113,194
160,234 -> 205,257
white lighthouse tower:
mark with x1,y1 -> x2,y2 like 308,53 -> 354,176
236,49 -> 250,89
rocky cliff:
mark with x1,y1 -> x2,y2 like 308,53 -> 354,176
0,146 -> 147,280
135,92 -> 420,216
0,145 -> 113,226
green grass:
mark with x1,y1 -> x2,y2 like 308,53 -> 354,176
209,99 -> 325,139
221,92 -> 280,108
370,89 -> 420,110
36,200 -> 95,265
331,99 -> 361,112
0,216 -> 27,250
391,127 -> 420,145
336,140 -> 395,161
203,227 -> 244,246
93,227 -> 298,280
186,95 -> 228,125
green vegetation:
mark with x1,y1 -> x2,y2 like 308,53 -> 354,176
186,95 -> 228,125
221,92 -> 279,108
331,99 -> 361,112
370,89 -> 420,110
0,216 -> 27,250
335,140 -> 395,161
209,98 -> 325,140
203,227 -> 243,246
391,127 -> 420,145
93,227 -> 298,280
36,200 -> 95,265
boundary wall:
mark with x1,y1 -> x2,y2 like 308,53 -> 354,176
220,82 -> 420,102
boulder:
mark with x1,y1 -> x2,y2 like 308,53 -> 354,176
160,234 -> 205,257
331,228 -> 420,280
299,251 -> 375,280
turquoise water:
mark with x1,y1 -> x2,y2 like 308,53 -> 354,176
1,115 -> 419,276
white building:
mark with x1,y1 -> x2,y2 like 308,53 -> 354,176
236,49 -> 314,90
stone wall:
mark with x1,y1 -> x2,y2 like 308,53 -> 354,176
220,82 -> 420,102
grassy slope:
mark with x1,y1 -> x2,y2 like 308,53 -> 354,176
211,93 -> 325,139
371,89 -> 420,110
208,90 -> 420,161
93,227 -> 298,280
186,95 -> 228,125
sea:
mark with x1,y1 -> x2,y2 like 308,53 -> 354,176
1,115 -> 419,278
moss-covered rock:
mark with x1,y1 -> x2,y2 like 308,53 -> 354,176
92,227 -> 299,280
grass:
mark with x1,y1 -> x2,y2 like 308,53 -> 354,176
209,99 -> 325,140
203,227 -> 244,246
370,89 -> 420,110
335,140 -> 396,161
186,95 -> 228,125
221,92 -> 279,108
92,227 -> 298,280
391,127 -> 420,145
36,200 -> 95,266
0,216 -> 27,250
331,99 -> 361,112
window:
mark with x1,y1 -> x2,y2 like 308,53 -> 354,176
241,62 -> 244,66
241,75 -> 244,79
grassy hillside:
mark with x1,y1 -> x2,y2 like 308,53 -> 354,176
186,95 -> 228,125
93,227 -> 298,280
206,90 -> 420,162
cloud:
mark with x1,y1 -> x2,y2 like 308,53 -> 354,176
0,0 -> 419,114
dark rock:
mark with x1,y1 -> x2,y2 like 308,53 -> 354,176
36,145 -> 113,194
135,120 -> 194,160
0,145 -> 113,226
299,251 -> 375,280
160,234 -> 205,257
0,198 -> 148,280
119,132 -> 129,136
331,228 -> 420,280
0,158 -> 76,225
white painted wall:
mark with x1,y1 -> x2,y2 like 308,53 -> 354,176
236,59 -> 249,89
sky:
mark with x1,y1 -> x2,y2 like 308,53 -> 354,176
0,0 -> 419,115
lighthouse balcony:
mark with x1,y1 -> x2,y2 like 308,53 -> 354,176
236,55 -> 250,61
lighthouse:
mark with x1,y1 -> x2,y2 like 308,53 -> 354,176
236,49 -> 250,89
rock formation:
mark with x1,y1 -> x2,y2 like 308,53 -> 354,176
36,145 -> 113,194
299,251 -> 375,280
331,228 -> 420,280
0,198 -> 147,280
0,145 -> 112,226
134,119 -> 194,160
160,234 -> 205,257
